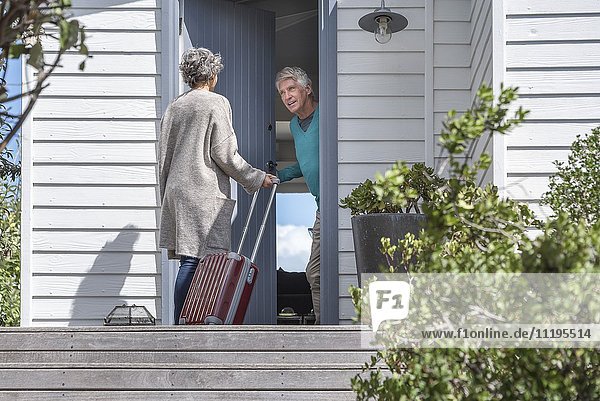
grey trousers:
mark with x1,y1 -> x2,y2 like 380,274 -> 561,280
306,211 -> 321,324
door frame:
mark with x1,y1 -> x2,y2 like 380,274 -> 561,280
161,0 -> 339,325
318,0 -> 339,325
160,0 -> 181,325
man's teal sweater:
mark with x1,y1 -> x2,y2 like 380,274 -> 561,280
277,107 -> 320,209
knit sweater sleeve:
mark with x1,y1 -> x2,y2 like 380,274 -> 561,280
277,163 -> 303,183
210,97 -> 265,194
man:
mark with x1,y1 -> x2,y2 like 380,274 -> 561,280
275,66 -> 321,324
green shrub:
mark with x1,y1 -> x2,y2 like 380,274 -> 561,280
542,127 -> 600,226
350,85 -> 599,400
340,162 -> 445,215
0,179 -> 20,326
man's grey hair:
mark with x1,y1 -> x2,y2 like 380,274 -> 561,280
179,47 -> 224,88
275,66 -> 312,91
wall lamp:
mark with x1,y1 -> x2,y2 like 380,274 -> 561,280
358,0 -> 408,44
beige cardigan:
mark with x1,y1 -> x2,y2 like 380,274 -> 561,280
159,89 -> 265,259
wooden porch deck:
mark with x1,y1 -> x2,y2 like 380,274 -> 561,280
0,326 -> 373,400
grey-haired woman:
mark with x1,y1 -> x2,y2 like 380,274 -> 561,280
159,47 -> 275,324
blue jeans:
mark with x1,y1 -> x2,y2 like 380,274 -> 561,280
174,255 -> 200,324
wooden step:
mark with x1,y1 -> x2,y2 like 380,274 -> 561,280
0,326 -> 367,351
0,390 -> 357,401
0,350 -> 374,368
0,326 -> 373,401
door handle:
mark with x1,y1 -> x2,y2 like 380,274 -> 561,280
266,161 -> 277,175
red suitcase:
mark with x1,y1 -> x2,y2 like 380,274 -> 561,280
179,179 -> 278,325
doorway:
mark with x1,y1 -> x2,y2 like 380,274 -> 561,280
250,0 -> 319,325
178,0 -> 332,324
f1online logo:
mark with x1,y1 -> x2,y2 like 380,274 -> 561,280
369,281 -> 411,332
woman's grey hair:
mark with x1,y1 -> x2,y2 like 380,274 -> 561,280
275,66 -> 312,91
179,47 -> 224,88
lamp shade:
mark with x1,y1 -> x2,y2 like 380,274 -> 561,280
358,1 -> 408,35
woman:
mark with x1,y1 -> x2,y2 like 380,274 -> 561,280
159,47 -> 275,324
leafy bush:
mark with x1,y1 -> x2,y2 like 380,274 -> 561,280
350,85 -> 599,400
340,162 -> 445,215
0,179 -> 20,326
542,127 -> 600,226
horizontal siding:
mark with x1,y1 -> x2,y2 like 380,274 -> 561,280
506,122 -> 599,147
72,0 -> 160,8
28,1 -> 163,326
33,165 -> 157,185
433,44 -> 470,67
506,16 -> 600,42
31,254 -> 161,274
339,163 -> 411,185
34,98 -> 161,119
338,30 -> 425,52
338,141 -> 425,162
338,52 -> 425,74
338,96 -> 424,118
506,43 -> 600,68
338,74 -> 425,96
513,97 -> 600,120
338,119 -> 424,140
337,0 -> 428,322
505,1 -> 600,14
506,149 -> 570,174
503,0 -> 600,217
31,298 -> 161,321
42,76 -> 161,97
434,67 -> 470,89
48,53 -> 161,74
32,231 -> 158,253
33,142 -> 157,163
43,31 -> 161,53
506,70 -> 600,95
65,9 -> 161,30
32,120 -> 158,141
504,175 -> 551,200
32,186 -> 159,207
338,252 -> 357,275
32,209 -> 158,230
32,276 -> 161,297
434,0 -> 472,21
338,0 -> 423,8
339,298 -> 356,321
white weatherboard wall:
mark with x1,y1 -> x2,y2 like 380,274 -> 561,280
22,0 -> 167,326
336,0 -> 472,323
502,0 -> 600,218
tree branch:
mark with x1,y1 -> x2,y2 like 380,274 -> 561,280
0,50 -> 64,154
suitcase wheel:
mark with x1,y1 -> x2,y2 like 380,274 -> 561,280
204,315 -> 224,325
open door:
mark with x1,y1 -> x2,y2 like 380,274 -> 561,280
182,0 -> 277,324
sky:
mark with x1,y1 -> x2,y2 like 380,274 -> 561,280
3,58 -> 21,156
275,192 -> 317,272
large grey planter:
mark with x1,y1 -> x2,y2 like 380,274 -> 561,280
351,213 -> 426,286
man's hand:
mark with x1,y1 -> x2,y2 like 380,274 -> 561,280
262,174 -> 278,188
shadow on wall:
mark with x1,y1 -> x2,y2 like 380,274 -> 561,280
70,225 -> 141,326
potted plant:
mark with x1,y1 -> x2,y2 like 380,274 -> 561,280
340,161 -> 445,283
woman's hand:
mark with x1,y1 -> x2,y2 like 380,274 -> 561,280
262,174 -> 278,188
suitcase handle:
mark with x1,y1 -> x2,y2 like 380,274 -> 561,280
236,177 -> 279,262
